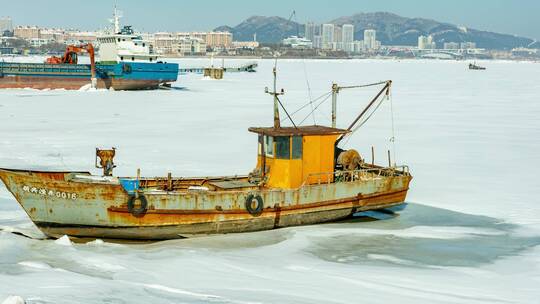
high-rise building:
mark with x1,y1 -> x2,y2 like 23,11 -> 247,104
418,35 -> 428,49
460,42 -> 476,49
0,17 -> 13,33
14,26 -> 41,39
178,37 -> 205,56
313,35 -> 322,49
418,35 -> 436,49
178,31 -> 232,49
305,22 -> 317,42
153,32 -> 178,55
321,24 -> 334,50
443,42 -> 460,49
342,24 -> 354,53
333,26 -> 342,43
204,32 -> 233,48
363,29 -> 377,50
333,26 -> 343,50
352,40 -> 364,53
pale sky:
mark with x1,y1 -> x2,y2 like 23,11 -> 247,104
2,0 -> 539,40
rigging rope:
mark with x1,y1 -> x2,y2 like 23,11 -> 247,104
341,86 -> 398,168
389,90 -> 396,167
302,60 -> 316,124
338,81 -> 389,90
276,96 -> 297,128
342,91 -> 387,147
287,10 -> 316,124
273,9 -> 317,126
298,93 -> 333,125
280,91 -> 332,123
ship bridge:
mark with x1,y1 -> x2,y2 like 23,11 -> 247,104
249,126 -> 350,189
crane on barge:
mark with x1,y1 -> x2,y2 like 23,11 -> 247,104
46,43 -> 97,88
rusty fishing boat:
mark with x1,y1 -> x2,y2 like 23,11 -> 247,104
0,71 -> 412,240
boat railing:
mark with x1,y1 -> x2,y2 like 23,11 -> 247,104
304,165 -> 410,186
0,61 -> 91,74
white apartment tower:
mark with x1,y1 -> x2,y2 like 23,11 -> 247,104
460,42 -> 476,49
342,24 -> 354,53
305,22 -> 317,42
0,17 -> 13,33
313,35 -> 322,49
321,24 -> 334,50
418,35 -> 436,49
363,29 -> 377,50
333,26 -> 342,50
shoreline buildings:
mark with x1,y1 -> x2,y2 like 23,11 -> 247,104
7,24 -> 233,56
297,21 -> 488,58
0,15 -> 521,60
153,31 -> 232,56
297,22 -> 381,53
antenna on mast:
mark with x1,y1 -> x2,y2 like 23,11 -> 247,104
265,54 -> 284,129
109,5 -> 122,34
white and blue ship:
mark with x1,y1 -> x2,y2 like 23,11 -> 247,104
0,9 -> 178,90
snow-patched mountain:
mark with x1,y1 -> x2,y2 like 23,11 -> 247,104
215,12 -> 538,49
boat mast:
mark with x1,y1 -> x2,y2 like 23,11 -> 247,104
331,83 -> 339,128
112,6 -> 121,34
266,59 -> 284,129
272,67 -> 280,128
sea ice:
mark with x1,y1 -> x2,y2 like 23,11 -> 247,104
53,235 -> 72,246
0,58 -> 539,303
1,296 -> 25,304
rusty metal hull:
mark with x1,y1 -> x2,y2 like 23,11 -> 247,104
0,168 -> 412,239
0,76 -> 162,90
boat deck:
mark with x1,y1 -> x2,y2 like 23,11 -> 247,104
115,163 -> 410,193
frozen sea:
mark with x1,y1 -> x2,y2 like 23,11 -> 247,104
0,58 -> 540,303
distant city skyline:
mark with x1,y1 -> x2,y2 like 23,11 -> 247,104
1,0 -> 539,40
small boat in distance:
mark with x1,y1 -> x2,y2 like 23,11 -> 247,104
469,62 -> 486,70
0,69 -> 412,240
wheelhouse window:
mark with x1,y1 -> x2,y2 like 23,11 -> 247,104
265,136 -> 274,157
292,136 -> 303,159
275,136 -> 290,159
